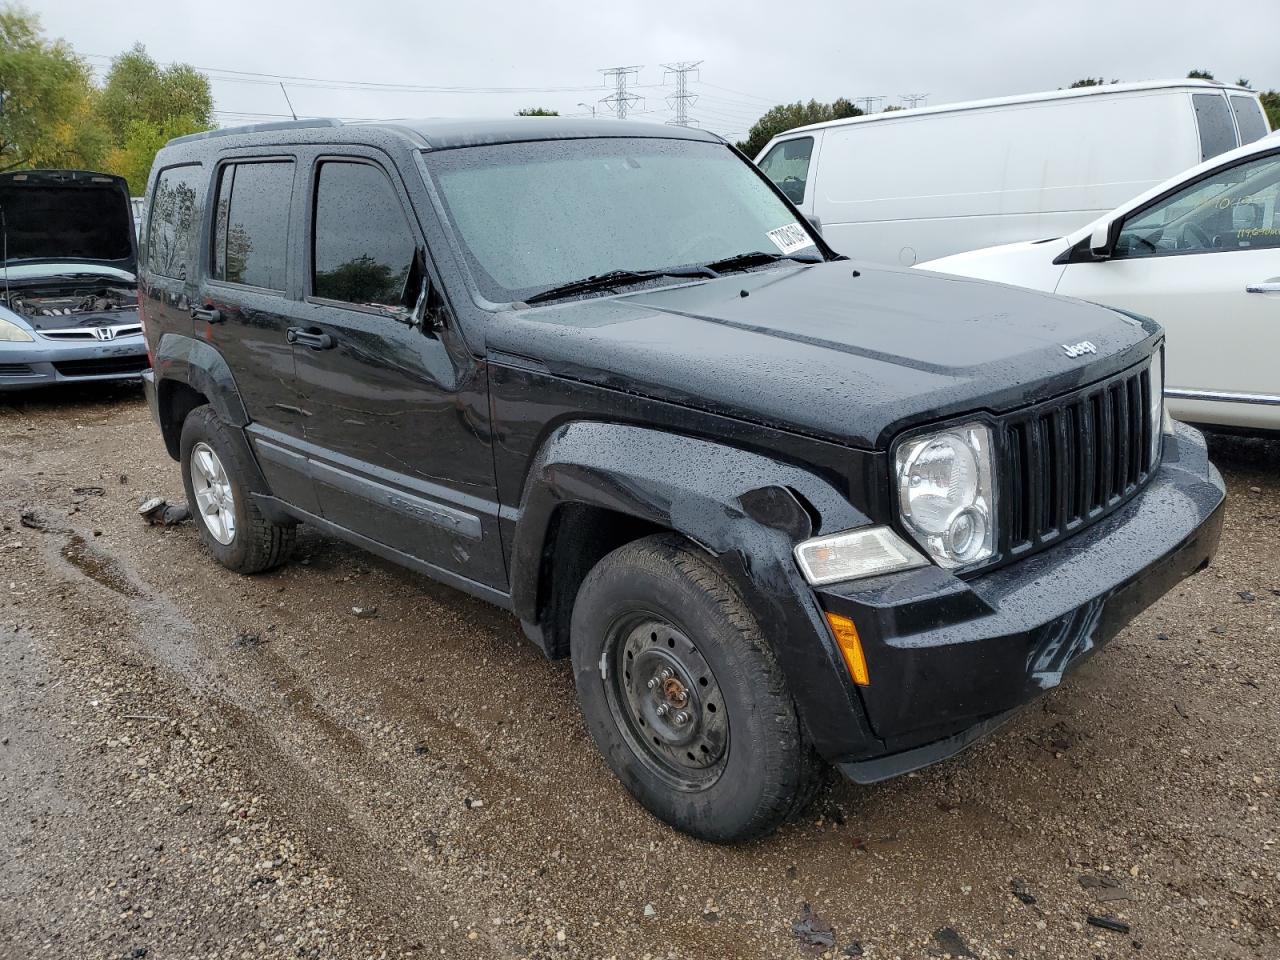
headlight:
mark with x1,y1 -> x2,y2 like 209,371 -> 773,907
794,526 -> 927,585
894,421 -> 996,569
0,316 -> 33,342
1149,347 -> 1166,464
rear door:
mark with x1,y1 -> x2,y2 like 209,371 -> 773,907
1057,145 -> 1280,415
198,156 -> 318,512
287,149 -> 506,591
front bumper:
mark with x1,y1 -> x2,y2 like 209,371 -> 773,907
814,421 -> 1225,781
0,333 -> 149,391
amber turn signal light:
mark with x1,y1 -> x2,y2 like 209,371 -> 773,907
824,612 -> 870,686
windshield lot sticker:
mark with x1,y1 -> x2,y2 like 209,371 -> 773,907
766,223 -> 812,255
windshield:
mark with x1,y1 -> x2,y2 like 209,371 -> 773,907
421,137 -> 821,304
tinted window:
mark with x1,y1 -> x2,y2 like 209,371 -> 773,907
1193,93 -> 1238,161
147,165 -> 203,280
1230,95 -> 1269,145
212,161 -> 294,289
312,162 -> 415,308
757,137 -> 814,204
1116,150 -> 1280,258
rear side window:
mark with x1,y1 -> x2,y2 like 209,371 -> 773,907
311,161 -> 415,308
212,161 -> 294,290
1193,93 -> 1238,161
147,164 -> 203,280
757,137 -> 814,204
1230,95 -> 1269,145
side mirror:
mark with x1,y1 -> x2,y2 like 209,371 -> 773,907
806,214 -> 824,237
1089,219 -> 1117,260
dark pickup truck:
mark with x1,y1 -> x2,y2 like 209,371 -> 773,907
138,118 -> 1224,842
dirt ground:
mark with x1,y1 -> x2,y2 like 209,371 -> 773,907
0,383 -> 1276,960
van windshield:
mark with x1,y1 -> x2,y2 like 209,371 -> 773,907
421,137 -> 821,305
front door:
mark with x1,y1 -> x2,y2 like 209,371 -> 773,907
288,154 -> 505,592
198,156 -> 318,513
1057,146 -> 1280,415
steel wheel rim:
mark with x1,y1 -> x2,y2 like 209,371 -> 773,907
190,442 -> 236,545
603,614 -> 729,792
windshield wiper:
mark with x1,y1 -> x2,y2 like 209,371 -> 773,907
702,250 -> 824,274
522,266 -> 716,305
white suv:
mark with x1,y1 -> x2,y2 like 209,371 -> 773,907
922,135 -> 1280,433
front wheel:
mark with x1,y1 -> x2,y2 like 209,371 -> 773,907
571,534 -> 824,842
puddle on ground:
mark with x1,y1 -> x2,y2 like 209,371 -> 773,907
60,534 -> 144,599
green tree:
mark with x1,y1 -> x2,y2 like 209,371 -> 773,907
97,44 -> 212,192
736,98 -> 862,158
0,5 -> 107,171
516,107 -> 558,116
1187,69 -> 1215,81
1261,90 -> 1280,129
1068,77 -> 1119,88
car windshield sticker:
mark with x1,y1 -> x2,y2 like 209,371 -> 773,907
766,223 -> 812,255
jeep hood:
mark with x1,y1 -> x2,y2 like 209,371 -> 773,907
484,261 -> 1160,449
0,170 -> 136,274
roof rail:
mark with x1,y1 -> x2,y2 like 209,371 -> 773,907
168,118 -> 344,146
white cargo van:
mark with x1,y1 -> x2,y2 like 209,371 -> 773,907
755,80 -> 1271,266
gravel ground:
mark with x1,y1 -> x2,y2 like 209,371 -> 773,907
0,384 -> 1276,960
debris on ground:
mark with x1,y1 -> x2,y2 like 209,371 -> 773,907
642,903 -> 656,918
1078,874 -> 1131,902
929,927 -> 975,958
792,903 -> 837,951
1087,914 -> 1132,934
1011,878 -> 1037,905
72,485 -> 106,497
233,630 -> 267,648
137,497 -> 167,521
19,510 -> 48,531
161,503 -> 190,526
351,605 -> 378,619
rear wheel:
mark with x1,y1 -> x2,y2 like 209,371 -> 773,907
180,405 -> 294,574
571,534 -> 824,842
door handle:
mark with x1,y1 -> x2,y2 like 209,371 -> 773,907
286,326 -> 336,350
1245,279 -> 1280,293
191,306 -> 223,323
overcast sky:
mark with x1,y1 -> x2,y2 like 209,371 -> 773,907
34,0 -> 1280,141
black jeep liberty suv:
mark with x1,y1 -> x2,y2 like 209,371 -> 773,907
139,118 -> 1225,842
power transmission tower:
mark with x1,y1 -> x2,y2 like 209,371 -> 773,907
901,93 -> 930,108
662,60 -> 702,126
854,95 -> 885,114
600,65 -> 643,120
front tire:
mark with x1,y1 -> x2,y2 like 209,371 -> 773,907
571,534 -> 824,842
180,405 -> 294,574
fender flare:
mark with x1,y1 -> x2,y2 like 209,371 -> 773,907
508,420 -> 882,759
152,333 -> 250,428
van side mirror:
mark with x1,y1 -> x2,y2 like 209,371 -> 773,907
1089,219 -> 1119,260
806,214 -> 824,237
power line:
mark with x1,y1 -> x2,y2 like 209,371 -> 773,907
854,95 -> 885,113
901,93 -> 930,108
662,61 -> 702,127
599,65 -> 643,120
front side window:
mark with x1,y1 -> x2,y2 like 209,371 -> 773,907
1193,93 -> 1238,161
423,137 -> 820,304
757,137 -> 814,204
1115,150 -> 1280,258
1230,95 -> 1269,145
147,164 -> 203,280
311,161 -> 415,308
212,161 -> 294,289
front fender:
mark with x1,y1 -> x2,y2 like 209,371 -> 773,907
509,421 -> 883,760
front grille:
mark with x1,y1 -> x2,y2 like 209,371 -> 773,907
1000,363 -> 1154,557
0,363 -> 36,376
53,355 -> 149,378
